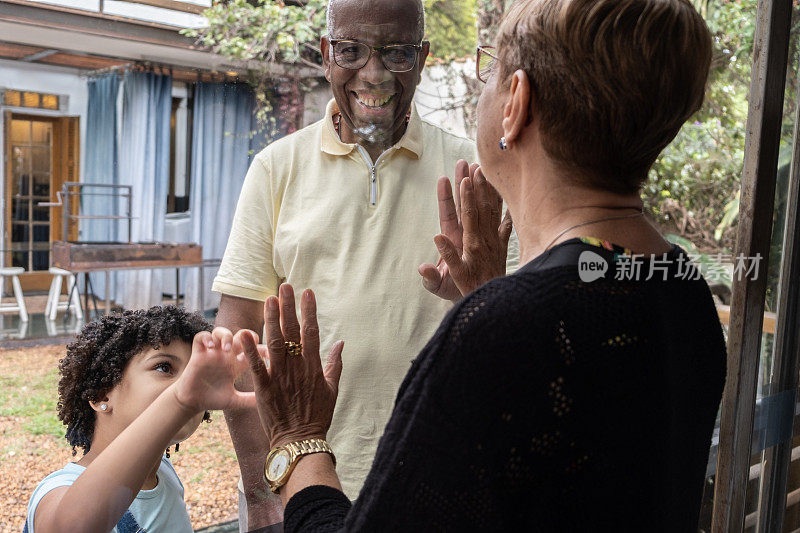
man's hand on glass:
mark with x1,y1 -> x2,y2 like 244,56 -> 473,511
419,159 -> 513,302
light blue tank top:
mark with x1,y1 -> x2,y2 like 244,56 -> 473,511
24,455 -> 193,532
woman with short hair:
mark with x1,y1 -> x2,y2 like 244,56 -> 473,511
238,0 -> 727,530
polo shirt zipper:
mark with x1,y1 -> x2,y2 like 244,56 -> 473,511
370,164 -> 377,206
356,145 -> 394,206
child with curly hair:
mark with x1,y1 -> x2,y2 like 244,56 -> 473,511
24,306 -> 260,533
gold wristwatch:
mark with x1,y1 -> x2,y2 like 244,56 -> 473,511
264,438 -> 336,493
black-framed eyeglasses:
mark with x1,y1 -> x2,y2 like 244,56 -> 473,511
476,45 -> 503,83
330,39 -> 423,73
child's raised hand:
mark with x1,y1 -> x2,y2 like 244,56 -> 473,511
173,327 -> 258,413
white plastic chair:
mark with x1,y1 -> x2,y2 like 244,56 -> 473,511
0,267 -> 28,322
45,267 -> 83,320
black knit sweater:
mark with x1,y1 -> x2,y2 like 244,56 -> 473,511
284,239 -> 727,532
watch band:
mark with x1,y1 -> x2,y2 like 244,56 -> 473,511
285,438 -> 337,466
264,438 -> 336,493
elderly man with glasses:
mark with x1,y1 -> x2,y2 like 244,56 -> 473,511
213,0 -> 517,530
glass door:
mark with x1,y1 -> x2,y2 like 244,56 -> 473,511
9,117 -> 53,276
3,113 -> 79,292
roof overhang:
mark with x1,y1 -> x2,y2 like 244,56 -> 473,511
0,0 -> 319,78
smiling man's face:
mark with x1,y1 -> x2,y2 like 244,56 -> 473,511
322,0 -> 428,149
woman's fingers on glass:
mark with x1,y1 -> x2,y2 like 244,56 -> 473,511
470,163 -> 489,232
500,209 -> 513,238
323,341 -> 345,396
469,163 -> 479,181
238,329 -> 270,387
437,176 -> 455,219
300,289 -> 322,373
263,295 -> 287,373
419,262 -> 443,293
460,177 -> 479,248
473,170 -> 496,234
231,328 -> 258,357
454,160 -> 469,220
434,234 -> 464,276
279,283 -> 301,343
256,344 -> 270,363
455,159 -> 469,177
482,170 -> 505,223
233,343 -> 253,377
437,176 -> 461,246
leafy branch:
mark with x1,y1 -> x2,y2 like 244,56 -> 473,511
181,0 -> 328,135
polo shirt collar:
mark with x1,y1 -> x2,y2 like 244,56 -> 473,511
320,99 -> 424,159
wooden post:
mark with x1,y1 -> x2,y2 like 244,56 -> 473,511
711,0 -> 793,530
3,111 -> 12,275
755,34 -> 800,533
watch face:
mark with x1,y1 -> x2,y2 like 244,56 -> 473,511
266,449 -> 291,482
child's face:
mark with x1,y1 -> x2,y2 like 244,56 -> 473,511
107,340 -> 205,445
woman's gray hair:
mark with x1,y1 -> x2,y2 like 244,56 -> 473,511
326,0 -> 425,42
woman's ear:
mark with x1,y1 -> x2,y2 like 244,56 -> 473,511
89,396 -> 112,414
501,70 -> 531,147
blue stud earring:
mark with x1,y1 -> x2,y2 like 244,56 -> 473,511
499,137 -> 509,151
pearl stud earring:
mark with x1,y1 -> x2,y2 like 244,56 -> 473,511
100,404 -> 108,411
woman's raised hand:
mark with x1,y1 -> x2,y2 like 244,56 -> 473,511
174,327 -> 257,414
419,160 -> 513,301
238,283 -> 344,449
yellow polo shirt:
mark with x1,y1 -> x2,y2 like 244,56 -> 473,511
213,99 -> 518,498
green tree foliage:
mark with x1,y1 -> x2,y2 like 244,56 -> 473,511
185,0 -> 484,66
182,0 -> 328,134
646,0 -> 799,252
644,0 -> 754,250
476,0 -> 514,45
182,0 -> 327,68
424,0 -> 478,61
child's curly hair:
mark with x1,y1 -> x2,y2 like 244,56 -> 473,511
58,305 -> 212,455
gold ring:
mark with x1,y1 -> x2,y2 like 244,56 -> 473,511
284,341 -> 302,357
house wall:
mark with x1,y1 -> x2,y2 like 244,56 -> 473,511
415,61 -> 473,139
303,82 -> 332,127
0,59 -> 89,266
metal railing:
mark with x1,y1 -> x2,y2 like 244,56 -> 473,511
39,182 -> 134,243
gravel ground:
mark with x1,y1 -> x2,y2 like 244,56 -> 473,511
0,344 -> 239,531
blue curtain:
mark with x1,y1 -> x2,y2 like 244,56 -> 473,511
83,73 -> 120,299
184,82 -> 265,311
115,71 -> 172,310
